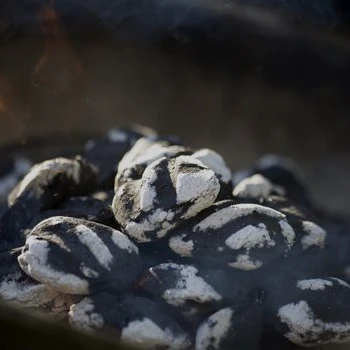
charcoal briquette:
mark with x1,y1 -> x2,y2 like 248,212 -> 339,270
84,127 -> 154,188
69,292 -> 191,349
0,248 -> 79,316
137,263 -> 259,323
18,216 -> 143,295
113,155 -> 220,243
0,157 -> 97,248
195,304 -> 263,350
115,136 -> 191,188
169,201 -> 295,270
266,276 -> 350,346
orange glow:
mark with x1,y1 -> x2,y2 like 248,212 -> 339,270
34,5 -> 88,96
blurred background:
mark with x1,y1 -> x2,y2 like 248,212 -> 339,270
0,0 -> 350,217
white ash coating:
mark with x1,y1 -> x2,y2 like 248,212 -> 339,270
195,307 -> 233,350
0,271 -> 59,307
121,317 -> 190,350
69,297 -> 104,331
174,156 -> 220,215
233,174 -> 285,199
19,216 -> 140,293
297,279 -> 333,291
192,148 -> 232,184
139,164 -> 158,211
168,234 -> 194,257
225,223 -> 276,250
125,208 -> 176,242
18,236 -> 90,294
330,278 -> 350,288
194,203 -> 288,232
110,229 -> 139,254
193,203 -> 295,251
159,264 -> 222,306
278,300 -> 350,346
116,137 -> 186,187
9,158 -> 82,204
75,224 -> 114,270
301,221 -> 327,250
115,155 -> 220,243
228,255 -> 263,271
279,220 -> 296,249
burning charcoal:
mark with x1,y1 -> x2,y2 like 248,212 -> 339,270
192,148 -> 232,199
169,201 -> 295,270
0,248 -> 79,318
233,174 -> 285,200
0,157 -> 97,248
0,156 -> 31,203
232,195 -> 327,252
268,277 -> 350,347
84,126 -> 156,188
113,155 -> 220,243
195,305 -> 263,350
69,292 -> 191,349
8,156 -> 97,208
18,216 -> 142,295
115,136 -> 191,188
137,263 -> 259,323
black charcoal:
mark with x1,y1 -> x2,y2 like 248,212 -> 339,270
69,292 -> 191,349
269,277 -> 350,346
195,304 -> 263,350
0,248 -> 79,317
0,157 -> 97,249
18,216 -> 142,295
84,126 -> 155,188
115,136 -> 191,188
113,155 -> 220,243
169,201 -> 295,270
137,263 -> 259,323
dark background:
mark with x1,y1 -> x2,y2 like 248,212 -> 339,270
0,2 -> 349,213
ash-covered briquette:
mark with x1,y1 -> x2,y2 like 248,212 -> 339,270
195,305 -> 263,350
266,277 -> 350,346
114,136 -> 191,188
113,155 -> 220,243
1,125 -> 350,349
0,157 -> 97,250
191,148 -> 232,199
69,292 -> 191,349
169,201 -> 295,270
84,126 -> 156,189
18,216 -> 142,295
0,247 -> 80,317
8,157 -> 97,208
230,195 -> 327,252
232,154 -> 310,206
136,263 -> 259,323
233,174 -> 285,200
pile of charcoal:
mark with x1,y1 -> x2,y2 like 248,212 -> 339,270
1,126 -> 350,350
